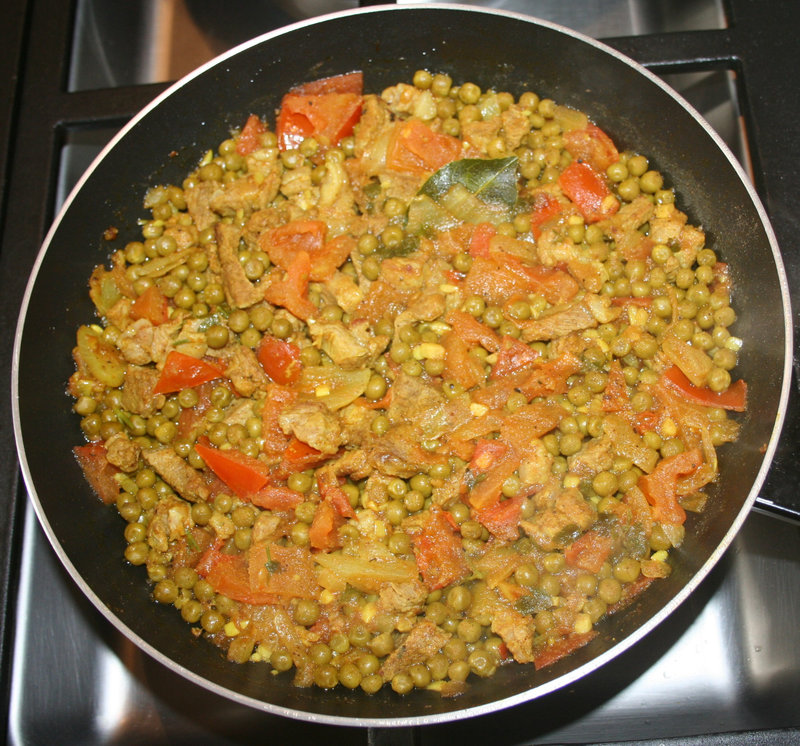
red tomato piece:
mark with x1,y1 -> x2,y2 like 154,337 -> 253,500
563,122 -> 620,172
130,284 -> 169,325
468,222 -> 497,258
194,440 -> 270,498
317,468 -> 357,519
661,365 -> 747,412
564,529 -> 615,573
490,335 -> 542,382
469,438 -> 508,475
410,507 -> 470,590
73,443 -> 120,504
236,113 -> 266,156
386,118 -> 462,175
559,161 -> 619,223
446,309 -> 501,353
152,351 -> 225,395
247,484 -> 304,512
263,250 -> 317,321
308,500 -> 344,551
638,448 -> 704,525
529,192 -> 563,238
473,494 -> 525,542
257,335 -> 302,385
276,74 -> 364,151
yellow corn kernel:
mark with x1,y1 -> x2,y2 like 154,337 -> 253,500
224,621 -> 240,637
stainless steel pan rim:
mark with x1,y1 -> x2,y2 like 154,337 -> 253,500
11,3 -> 793,727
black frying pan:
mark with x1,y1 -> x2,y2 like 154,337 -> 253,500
11,4 -> 792,726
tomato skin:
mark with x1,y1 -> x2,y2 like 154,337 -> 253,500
410,507 -> 470,590
558,161 -> 618,223
130,284 -> 169,325
257,335 -> 302,385
386,118 -> 462,174
194,440 -> 270,498
276,73 -> 364,151
529,192 -> 562,238
308,500 -> 344,551
236,114 -> 266,156
661,365 -> 747,412
563,123 -> 620,172
317,469 -> 357,519
263,250 -> 317,321
468,222 -> 496,258
564,529 -> 615,573
473,494 -> 524,542
259,220 -> 354,282
73,443 -> 120,504
638,448 -> 703,525
152,351 -> 225,395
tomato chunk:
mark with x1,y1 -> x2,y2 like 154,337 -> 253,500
661,365 -> 747,412
559,161 -> 619,222
194,440 -> 270,498
638,448 -> 703,525
73,443 -> 120,504
152,351 -> 225,395
236,113 -> 266,156
263,250 -> 317,321
276,72 -> 364,151
386,118 -> 462,175
563,123 -> 620,172
410,507 -> 470,590
130,284 -> 169,325
257,335 -> 302,385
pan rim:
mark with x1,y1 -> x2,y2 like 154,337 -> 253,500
10,2 -> 794,728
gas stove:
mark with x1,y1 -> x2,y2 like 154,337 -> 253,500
1,2 -> 799,744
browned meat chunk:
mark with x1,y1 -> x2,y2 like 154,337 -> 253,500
121,364 -> 163,416
142,447 -> 209,502
184,180 -> 219,233
215,222 -> 264,308
209,171 -> 280,217
521,484 -> 596,551
104,432 -> 140,472
147,496 -> 194,553
491,604 -> 537,663
377,580 -> 429,615
224,345 -> 269,397
520,294 -> 620,342
278,399 -> 343,455
379,620 -> 451,680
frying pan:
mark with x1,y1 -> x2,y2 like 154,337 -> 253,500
11,4 -> 792,727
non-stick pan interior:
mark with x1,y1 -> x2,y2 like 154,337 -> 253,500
14,6 -> 790,725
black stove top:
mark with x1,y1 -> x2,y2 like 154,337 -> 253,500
1,1 -> 799,743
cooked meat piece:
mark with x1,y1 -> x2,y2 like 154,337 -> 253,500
215,222 -> 264,308
223,397 -> 260,428
462,117 -> 502,154
184,180 -> 219,233
121,364 -> 163,416
329,447 -> 372,481
247,605 -> 314,688
104,432 -> 140,472
394,291 -> 446,329
209,171 -> 280,217
381,83 -> 437,119
251,512 -> 285,545
501,104 -> 532,150
105,297 -> 132,332
380,254 -> 426,290
602,414 -> 660,474
147,496 -> 194,553
491,604 -> 537,664
377,580 -> 429,615
379,620 -> 451,680
321,271 -> 365,315
520,294 -> 620,342
308,320 -> 373,370
142,447 -> 209,502
366,423 -> 445,478
338,404 -> 378,446
521,485 -> 596,551
150,317 -> 197,366
567,436 -> 615,479
278,398 -> 343,455
224,345 -> 269,397
117,318 -> 154,365
518,439 -> 555,488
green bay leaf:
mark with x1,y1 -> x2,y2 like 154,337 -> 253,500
419,156 -> 519,207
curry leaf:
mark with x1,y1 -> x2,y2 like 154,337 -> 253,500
419,157 -> 519,207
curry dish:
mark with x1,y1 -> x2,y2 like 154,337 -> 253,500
70,70 -> 746,695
